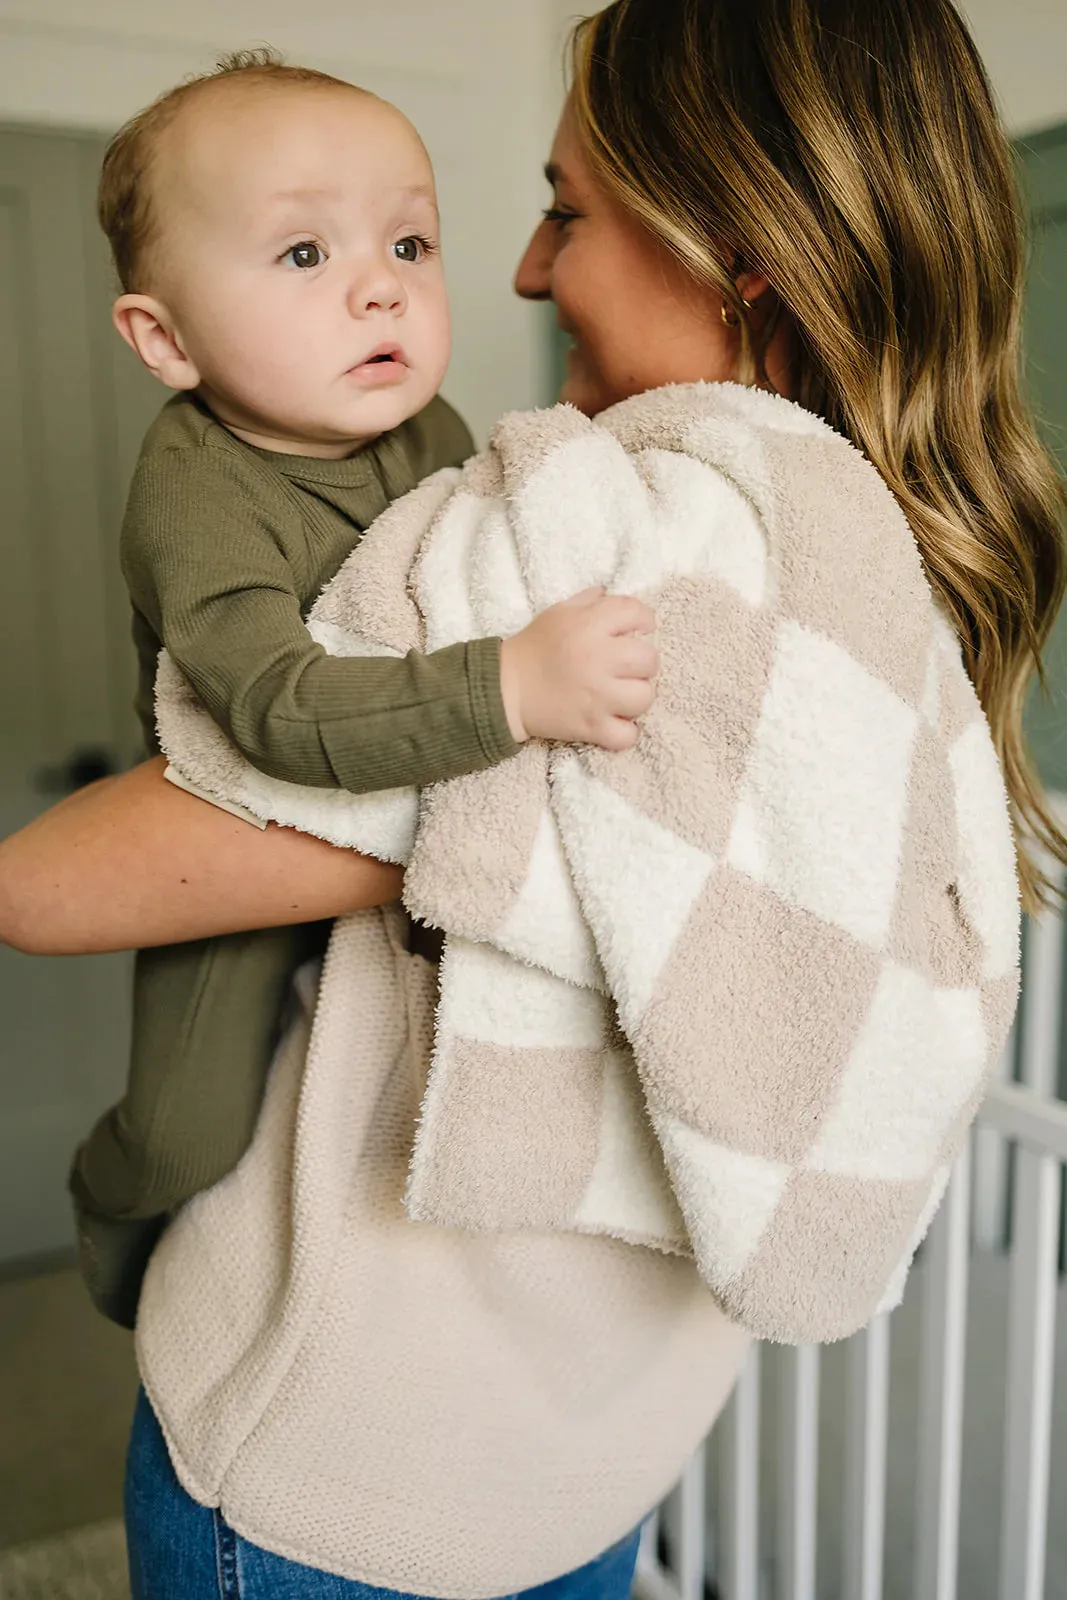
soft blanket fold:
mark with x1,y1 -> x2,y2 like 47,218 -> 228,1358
156,380 -> 1020,1344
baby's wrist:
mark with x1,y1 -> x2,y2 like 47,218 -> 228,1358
498,637 -> 530,743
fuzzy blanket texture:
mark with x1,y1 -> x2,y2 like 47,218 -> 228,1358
156,381 -> 1021,1344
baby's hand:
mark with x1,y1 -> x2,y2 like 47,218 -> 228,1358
499,588 -> 658,752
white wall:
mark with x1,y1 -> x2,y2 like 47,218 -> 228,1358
0,0 -> 558,441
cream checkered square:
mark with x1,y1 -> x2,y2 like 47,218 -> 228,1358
727,620 -> 918,947
551,758 -> 715,1031
806,964 -> 986,1181
615,448 -> 769,603
655,1117 -> 792,1283
574,1049 -> 685,1247
413,490 -> 498,647
498,810 -> 602,988
437,939 -> 607,1052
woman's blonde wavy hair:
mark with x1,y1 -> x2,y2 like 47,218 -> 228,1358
570,0 -> 1067,910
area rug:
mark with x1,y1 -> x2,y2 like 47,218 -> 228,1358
0,1518 -> 128,1600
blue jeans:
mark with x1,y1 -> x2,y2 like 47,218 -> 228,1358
125,1389 -> 642,1600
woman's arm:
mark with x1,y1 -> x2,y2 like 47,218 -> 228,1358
0,757 -> 403,956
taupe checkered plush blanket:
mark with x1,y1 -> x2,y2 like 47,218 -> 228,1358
156,381 -> 1021,1343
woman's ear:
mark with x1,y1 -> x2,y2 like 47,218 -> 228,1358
112,296 -> 201,391
737,270 -> 772,308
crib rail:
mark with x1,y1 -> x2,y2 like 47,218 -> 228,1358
635,882 -> 1067,1600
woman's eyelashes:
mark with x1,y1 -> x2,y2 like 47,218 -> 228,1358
278,235 -> 438,270
542,206 -> 580,229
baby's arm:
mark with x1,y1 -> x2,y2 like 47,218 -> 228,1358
126,445 -> 516,793
128,447 -> 658,796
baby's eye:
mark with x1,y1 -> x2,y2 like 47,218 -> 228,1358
284,241 -> 325,270
393,235 -> 433,263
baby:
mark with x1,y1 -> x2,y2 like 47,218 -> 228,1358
71,51 -> 657,1326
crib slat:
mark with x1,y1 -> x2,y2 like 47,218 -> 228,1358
842,1315 -> 890,1600
972,1033 -> 1014,1251
720,1349 -> 761,1600
997,891 -> 1065,1600
678,1444 -> 707,1600
1018,904 -> 1063,1100
777,1344 -> 820,1600
914,1143 -> 971,1600
634,1534 -> 685,1600
980,1079 -> 1067,1164
999,1144 -> 1060,1600
638,1511 -> 662,1567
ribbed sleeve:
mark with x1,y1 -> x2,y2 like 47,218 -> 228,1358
121,431 -> 516,792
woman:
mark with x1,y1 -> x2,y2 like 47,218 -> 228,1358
1,1 -> 1064,1596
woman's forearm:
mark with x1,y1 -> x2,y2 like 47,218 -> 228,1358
0,757 -> 403,955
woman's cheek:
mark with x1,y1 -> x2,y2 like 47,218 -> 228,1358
551,248 -> 589,327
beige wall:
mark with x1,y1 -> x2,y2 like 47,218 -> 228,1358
0,0 -> 1061,439
543,1 -> 1067,139
961,0 -> 1067,136
0,0 -> 556,441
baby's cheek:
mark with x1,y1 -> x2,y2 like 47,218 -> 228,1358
416,313 -> 453,389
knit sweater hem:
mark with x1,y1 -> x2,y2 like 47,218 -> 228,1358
134,918 -> 749,1597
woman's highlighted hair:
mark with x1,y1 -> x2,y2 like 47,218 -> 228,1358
571,0 -> 1067,909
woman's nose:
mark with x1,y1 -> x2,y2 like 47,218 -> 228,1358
513,221 -> 554,301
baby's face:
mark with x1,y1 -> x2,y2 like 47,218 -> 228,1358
152,86 -> 450,455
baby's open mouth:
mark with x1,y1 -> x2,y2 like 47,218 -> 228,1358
353,343 -> 406,370
346,344 -> 409,383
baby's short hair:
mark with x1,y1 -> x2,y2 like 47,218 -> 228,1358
99,48 -> 362,294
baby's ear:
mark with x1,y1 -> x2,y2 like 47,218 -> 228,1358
112,295 -> 200,391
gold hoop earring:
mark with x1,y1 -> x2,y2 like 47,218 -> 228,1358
720,295 -> 755,328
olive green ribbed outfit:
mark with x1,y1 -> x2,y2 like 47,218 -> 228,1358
71,392 -> 516,1329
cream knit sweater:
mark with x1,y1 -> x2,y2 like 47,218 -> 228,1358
136,908 -> 749,1597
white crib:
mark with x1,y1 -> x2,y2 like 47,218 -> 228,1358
636,878 -> 1067,1600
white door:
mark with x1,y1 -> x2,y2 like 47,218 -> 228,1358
0,124 -> 161,1265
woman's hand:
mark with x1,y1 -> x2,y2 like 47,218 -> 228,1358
0,757 -> 404,955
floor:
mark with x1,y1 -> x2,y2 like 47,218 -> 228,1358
0,1518 -> 128,1600
0,1261 -> 137,1597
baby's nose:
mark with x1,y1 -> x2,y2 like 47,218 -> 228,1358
349,269 -> 406,316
